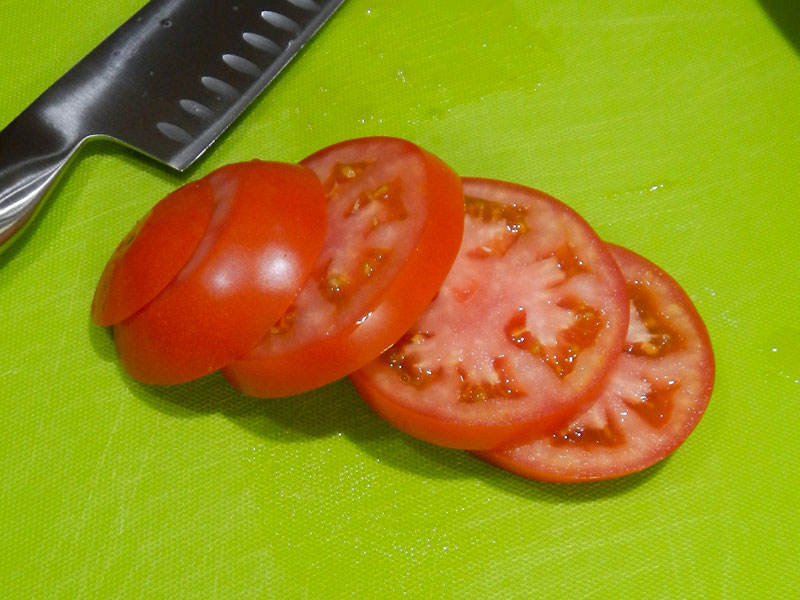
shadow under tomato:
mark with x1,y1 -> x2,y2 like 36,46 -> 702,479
224,381 -> 667,490
88,318 -> 118,364
123,369 -> 475,480
474,456 -> 667,504
227,379 -> 480,481
758,0 -> 800,55
121,366 -> 668,491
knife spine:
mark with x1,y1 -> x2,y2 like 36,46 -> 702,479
152,1 -> 346,165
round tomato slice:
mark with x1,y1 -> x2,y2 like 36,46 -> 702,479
113,160 -> 327,385
222,137 -> 464,398
91,179 -> 215,326
475,243 -> 715,482
349,178 -> 629,450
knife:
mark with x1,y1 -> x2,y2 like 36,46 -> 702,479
0,0 -> 346,251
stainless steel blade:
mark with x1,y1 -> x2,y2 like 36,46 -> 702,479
0,0 -> 345,250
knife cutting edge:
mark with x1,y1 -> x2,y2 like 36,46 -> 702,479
0,0 -> 346,252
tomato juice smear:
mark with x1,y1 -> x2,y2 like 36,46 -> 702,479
475,244 -> 715,481
350,179 -> 630,450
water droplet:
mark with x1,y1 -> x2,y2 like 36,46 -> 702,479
764,329 -> 800,383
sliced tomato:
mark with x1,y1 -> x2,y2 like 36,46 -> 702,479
349,178 -> 629,450
474,243 -> 715,482
112,160 -> 327,385
91,179 -> 215,326
222,137 -> 464,398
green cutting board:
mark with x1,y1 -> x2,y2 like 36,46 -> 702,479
2,0 -> 798,597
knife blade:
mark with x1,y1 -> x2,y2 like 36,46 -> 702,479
0,0 -> 346,251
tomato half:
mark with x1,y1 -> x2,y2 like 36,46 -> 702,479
112,160 -> 327,385
349,178 -> 629,450
91,179 -> 215,326
222,137 -> 464,398
474,244 -> 715,482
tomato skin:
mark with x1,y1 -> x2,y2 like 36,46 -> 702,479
350,178 -> 630,450
474,244 -> 715,482
112,160 -> 327,385
349,372 -> 576,450
91,179 -> 215,326
223,137 -> 464,398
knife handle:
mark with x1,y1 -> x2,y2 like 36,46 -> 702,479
0,107 -> 84,252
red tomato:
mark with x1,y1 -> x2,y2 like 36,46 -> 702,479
222,137 -> 464,398
349,178 -> 629,450
91,179 -> 215,326
112,160 -> 327,385
475,244 -> 715,482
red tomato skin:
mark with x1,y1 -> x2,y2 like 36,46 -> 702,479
349,178 -> 630,450
349,372 -> 577,450
112,161 -> 327,385
91,179 -> 215,326
223,138 -> 464,398
475,244 -> 715,482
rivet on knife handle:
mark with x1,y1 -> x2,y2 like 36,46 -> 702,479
0,0 -> 346,253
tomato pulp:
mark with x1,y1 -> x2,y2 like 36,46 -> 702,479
223,137 -> 464,398
350,178 -> 629,450
474,244 -> 715,481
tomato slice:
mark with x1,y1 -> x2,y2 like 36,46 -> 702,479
474,244 -> 715,482
112,160 -> 327,385
91,179 -> 215,326
349,178 -> 629,450
222,137 -> 464,398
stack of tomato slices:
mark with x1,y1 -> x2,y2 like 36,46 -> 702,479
92,136 -> 714,483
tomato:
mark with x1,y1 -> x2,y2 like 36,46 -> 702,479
112,160 -> 327,385
349,178 -> 629,450
90,179 -> 215,326
222,137 -> 464,398
474,244 -> 715,482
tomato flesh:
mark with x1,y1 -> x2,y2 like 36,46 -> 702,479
474,243 -> 715,481
91,179 -> 215,326
223,137 -> 464,398
349,178 -> 629,450
112,161 -> 327,385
